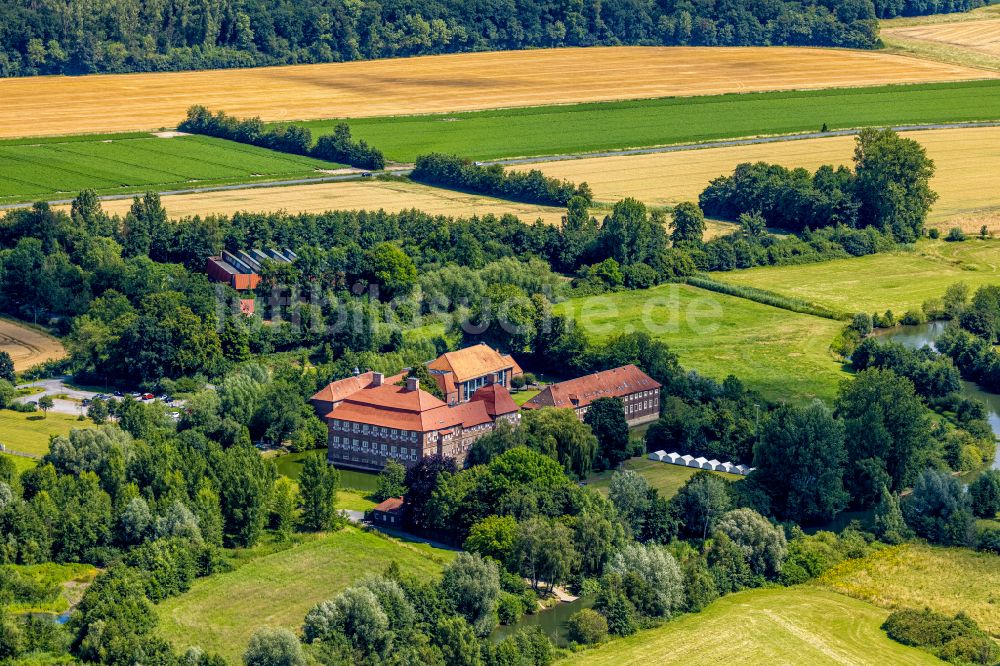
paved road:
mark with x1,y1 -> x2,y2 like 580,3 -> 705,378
15,376 -> 98,416
2,120 -> 998,212
14,376 -> 184,416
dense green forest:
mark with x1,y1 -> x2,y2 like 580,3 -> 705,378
1,0 -> 980,77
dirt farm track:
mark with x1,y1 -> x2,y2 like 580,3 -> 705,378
0,318 -> 66,372
1,46 -> 995,138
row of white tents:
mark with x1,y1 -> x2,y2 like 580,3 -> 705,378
647,450 -> 754,476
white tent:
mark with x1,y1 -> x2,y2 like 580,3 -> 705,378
735,464 -> 751,476
665,452 -> 683,465
719,462 -> 736,474
648,450 -> 667,462
680,454 -> 695,467
691,456 -> 708,468
707,459 -> 723,471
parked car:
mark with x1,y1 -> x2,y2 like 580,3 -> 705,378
141,393 -> 154,401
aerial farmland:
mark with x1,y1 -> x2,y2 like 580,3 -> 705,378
0,2 -> 999,665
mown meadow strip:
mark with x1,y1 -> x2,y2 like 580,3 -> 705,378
686,275 -> 852,320
294,80 -> 1000,161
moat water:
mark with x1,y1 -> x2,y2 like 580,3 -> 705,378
878,321 -> 1000,470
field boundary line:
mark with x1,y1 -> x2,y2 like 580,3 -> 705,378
686,275 -> 852,321
4,120 -> 1000,212
488,120 -> 1000,166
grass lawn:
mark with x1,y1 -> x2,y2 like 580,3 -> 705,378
156,527 -> 454,662
0,133 -> 345,205
2,452 -> 37,475
819,544 -> 1000,636
584,458 -> 742,499
0,410 -> 81,457
291,80 -> 1000,162
715,239 -> 1000,315
554,283 -> 848,402
512,389 -> 541,406
336,489 -> 377,512
571,586 -> 940,665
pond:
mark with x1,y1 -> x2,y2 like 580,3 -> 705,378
877,322 -> 1000,471
274,451 -> 380,492
490,596 -> 594,647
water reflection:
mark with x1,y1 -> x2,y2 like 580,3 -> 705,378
877,322 -> 1000,470
490,596 -> 594,647
274,451 -> 380,491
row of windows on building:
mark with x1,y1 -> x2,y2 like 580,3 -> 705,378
461,373 -> 505,401
331,420 -> 419,442
626,399 -> 656,415
330,436 -> 419,462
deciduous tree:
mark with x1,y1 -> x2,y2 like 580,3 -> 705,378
298,453 -> 339,532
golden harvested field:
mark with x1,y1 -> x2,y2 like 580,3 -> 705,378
0,47 -> 993,138
885,19 -> 1000,59
82,180 -> 567,225
882,8 -> 1000,70
521,126 -> 1000,229
0,317 -> 66,371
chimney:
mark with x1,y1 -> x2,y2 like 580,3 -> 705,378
406,377 -> 420,392
372,372 -> 384,387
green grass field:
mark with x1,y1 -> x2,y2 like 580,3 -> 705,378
0,133 -> 344,205
291,80 -> 1000,162
2,562 -> 98,615
571,586 -> 940,665
156,527 -> 454,662
0,410 -> 81,457
554,283 -> 848,402
819,544 -> 1000,636
512,389 -> 541,406
716,239 -> 1000,315
584,457 -> 742,499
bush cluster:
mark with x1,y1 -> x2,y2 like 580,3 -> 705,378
180,106 -> 385,170
883,608 -> 999,665
699,128 -> 937,243
412,153 -> 591,207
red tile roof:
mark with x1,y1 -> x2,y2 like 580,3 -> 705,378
428,344 -> 514,383
310,371 -> 407,404
471,383 -> 520,417
328,383 -> 492,432
373,497 -> 404,513
433,371 -> 457,400
523,365 -> 661,411
433,401 -> 493,429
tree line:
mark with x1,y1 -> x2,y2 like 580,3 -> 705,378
0,0 -> 939,78
412,153 -> 592,207
699,128 -> 938,243
179,106 -> 385,170
0,129 -> 929,389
